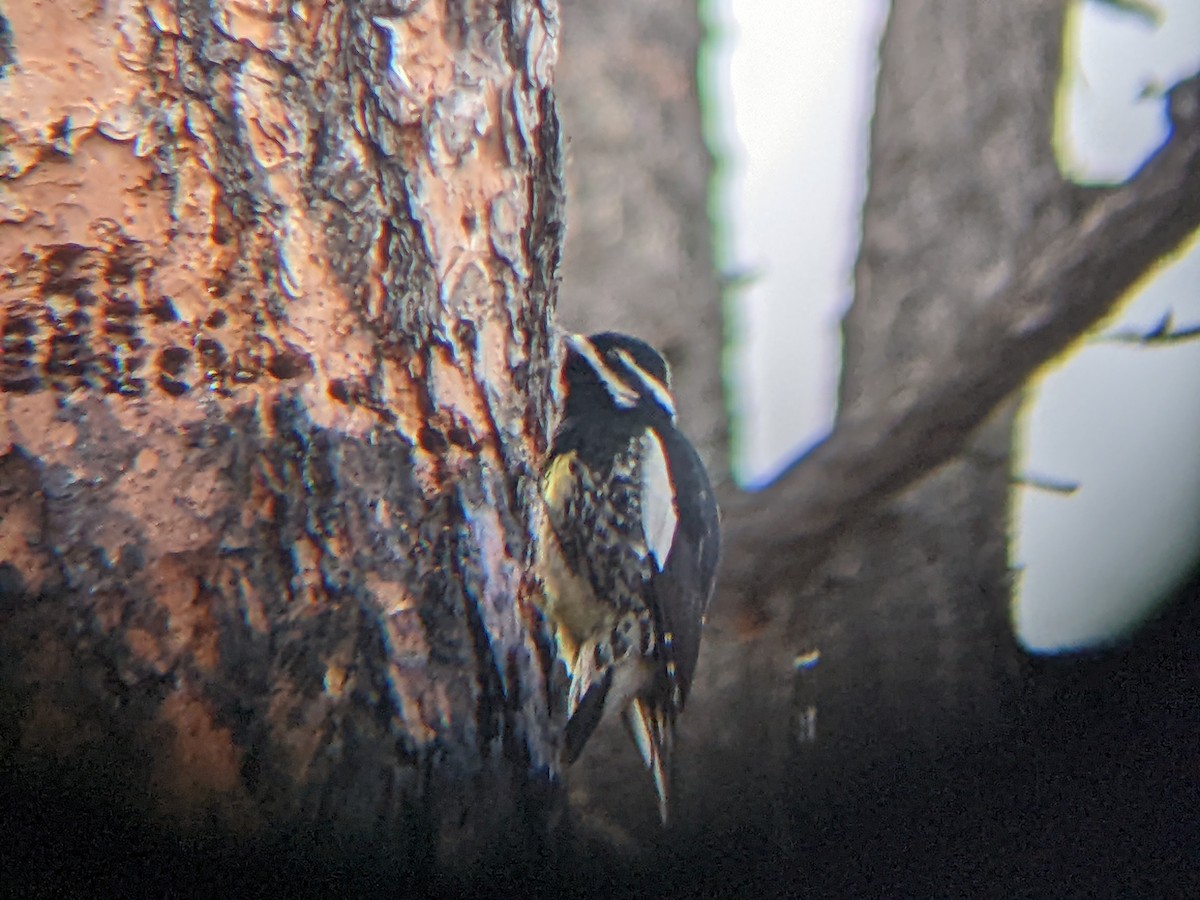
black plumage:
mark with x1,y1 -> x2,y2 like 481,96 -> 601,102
538,332 -> 721,823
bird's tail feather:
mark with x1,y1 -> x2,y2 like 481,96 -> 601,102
625,697 -> 673,824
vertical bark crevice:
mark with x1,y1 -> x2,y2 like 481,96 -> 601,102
1,0 -> 567,876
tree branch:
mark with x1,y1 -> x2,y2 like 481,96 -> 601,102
722,71 -> 1200,594
1099,310 -> 1200,345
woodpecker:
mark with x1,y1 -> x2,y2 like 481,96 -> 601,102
538,331 -> 721,823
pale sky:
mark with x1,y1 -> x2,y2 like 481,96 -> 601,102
1013,0 -> 1200,651
713,0 -> 1200,651
709,1 -> 887,486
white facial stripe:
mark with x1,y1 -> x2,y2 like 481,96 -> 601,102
640,429 -> 678,572
568,334 -> 638,409
614,348 -> 676,419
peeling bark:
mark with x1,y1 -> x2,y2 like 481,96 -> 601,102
1,0 -> 565,874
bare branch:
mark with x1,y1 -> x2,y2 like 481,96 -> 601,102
1013,471 -> 1081,495
721,71 -> 1200,593
1091,0 -> 1164,26
1099,310 -> 1200,345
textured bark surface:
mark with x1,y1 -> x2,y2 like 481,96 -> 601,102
0,0 -> 564,879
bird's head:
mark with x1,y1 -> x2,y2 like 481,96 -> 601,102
564,332 -> 677,422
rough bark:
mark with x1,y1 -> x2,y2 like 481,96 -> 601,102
0,0 -> 564,880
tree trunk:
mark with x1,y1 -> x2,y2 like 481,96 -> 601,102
804,0 -> 1069,771
3,0 -> 1198,892
1,0 -> 564,882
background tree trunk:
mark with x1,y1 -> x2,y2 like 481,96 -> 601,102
793,0 -> 1069,782
555,0 -> 1198,895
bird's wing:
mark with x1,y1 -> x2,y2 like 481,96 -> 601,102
648,425 -> 721,712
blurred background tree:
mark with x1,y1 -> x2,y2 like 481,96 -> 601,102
556,0 -> 1198,895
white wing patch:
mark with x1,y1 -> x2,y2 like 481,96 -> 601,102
640,429 -> 678,572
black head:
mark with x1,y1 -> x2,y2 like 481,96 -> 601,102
563,332 -> 676,422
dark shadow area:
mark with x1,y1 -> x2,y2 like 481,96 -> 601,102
2,568 -> 1195,898
564,563 -> 1198,898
